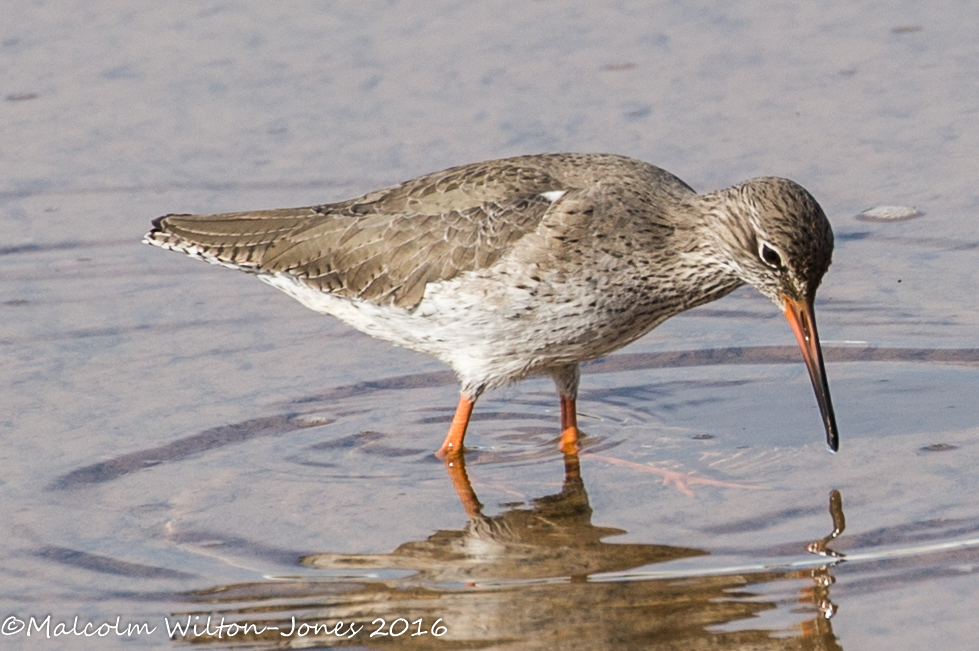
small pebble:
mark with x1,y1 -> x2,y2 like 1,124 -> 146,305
921,443 -> 957,452
856,205 -> 923,222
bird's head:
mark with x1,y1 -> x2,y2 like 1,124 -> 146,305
706,177 -> 839,452
710,177 -> 834,307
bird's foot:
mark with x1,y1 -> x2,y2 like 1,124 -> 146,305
585,453 -> 764,497
559,426 -> 581,455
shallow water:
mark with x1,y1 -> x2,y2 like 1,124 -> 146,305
3,1 -> 979,649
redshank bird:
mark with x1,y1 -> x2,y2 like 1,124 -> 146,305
145,153 -> 839,455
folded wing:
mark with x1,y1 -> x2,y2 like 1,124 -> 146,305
146,161 -> 568,309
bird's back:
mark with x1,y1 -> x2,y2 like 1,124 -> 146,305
146,153 -> 695,309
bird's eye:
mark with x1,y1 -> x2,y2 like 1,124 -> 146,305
759,242 -> 784,270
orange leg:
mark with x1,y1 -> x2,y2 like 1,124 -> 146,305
559,396 -> 581,454
437,395 -> 475,458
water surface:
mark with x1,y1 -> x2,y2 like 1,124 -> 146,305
3,1 -> 979,649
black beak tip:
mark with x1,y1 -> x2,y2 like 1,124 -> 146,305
826,423 -> 839,454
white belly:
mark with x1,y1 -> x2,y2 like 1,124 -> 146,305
258,265 -> 666,395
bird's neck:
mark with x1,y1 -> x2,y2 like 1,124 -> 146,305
659,190 -> 751,308
681,187 -> 757,265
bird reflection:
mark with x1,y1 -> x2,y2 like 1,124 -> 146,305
307,450 -> 705,583
808,490 -> 846,559
803,490 -> 846,625
174,455 -> 847,650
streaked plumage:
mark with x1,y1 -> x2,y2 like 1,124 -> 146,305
145,153 -> 839,456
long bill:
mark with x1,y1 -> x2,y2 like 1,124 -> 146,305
782,296 -> 840,452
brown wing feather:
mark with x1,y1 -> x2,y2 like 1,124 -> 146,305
146,161 -> 565,309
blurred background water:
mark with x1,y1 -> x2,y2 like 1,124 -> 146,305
2,1 -> 979,649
